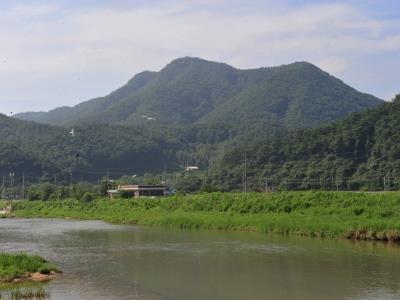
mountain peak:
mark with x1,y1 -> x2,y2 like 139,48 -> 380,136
164,56 -> 237,72
14,57 -> 382,128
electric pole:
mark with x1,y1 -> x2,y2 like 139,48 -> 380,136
243,154 -> 247,194
1,176 -> 4,199
9,172 -> 14,200
22,172 -> 25,200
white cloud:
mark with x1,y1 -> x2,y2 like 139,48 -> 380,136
7,3 -> 57,17
0,1 -> 399,114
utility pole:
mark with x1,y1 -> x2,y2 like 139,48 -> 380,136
9,172 -> 14,200
163,163 -> 167,185
383,176 -> 386,191
265,178 -> 268,192
336,175 -> 339,191
387,174 -> 390,191
1,176 -> 4,199
243,154 -> 247,194
22,172 -> 25,200
107,170 -> 110,198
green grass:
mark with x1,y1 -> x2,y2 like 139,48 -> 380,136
0,253 -> 59,283
10,191 -> 400,241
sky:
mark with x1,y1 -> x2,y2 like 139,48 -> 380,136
0,0 -> 399,115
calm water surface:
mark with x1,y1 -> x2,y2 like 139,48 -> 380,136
1,218 -> 400,300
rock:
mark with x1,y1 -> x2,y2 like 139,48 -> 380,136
30,272 -> 53,282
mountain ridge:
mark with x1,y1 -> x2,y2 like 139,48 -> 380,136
14,57 -> 382,129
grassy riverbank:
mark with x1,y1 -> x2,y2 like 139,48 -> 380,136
10,191 -> 400,241
0,253 -> 59,283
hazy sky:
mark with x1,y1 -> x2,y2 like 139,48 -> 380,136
0,0 -> 399,115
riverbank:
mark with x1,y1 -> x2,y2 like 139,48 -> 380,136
0,253 -> 59,283
10,191 -> 400,241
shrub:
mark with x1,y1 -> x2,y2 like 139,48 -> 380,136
80,192 -> 94,203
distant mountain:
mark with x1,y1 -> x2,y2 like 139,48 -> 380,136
15,57 -> 382,129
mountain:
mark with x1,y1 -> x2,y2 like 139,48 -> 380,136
209,94 -> 400,191
5,57 -> 388,185
15,57 -> 382,130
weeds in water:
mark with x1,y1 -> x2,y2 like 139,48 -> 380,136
0,286 -> 49,300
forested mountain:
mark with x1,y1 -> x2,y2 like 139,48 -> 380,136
15,57 -> 381,130
5,57 -> 392,189
4,94 -> 399,191
209,95 -> 400,191
0,114 -> 178,183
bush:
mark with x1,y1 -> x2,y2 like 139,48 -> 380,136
0,253 -> 59,282
80,192 -> 94,203
38,263 -> 59,274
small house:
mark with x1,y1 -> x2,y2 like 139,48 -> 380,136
185,166 -> 199,171
108,185 -> 167,198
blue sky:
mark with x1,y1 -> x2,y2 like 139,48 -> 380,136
0,0 -> 399,115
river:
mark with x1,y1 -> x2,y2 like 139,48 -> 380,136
1,218 -> 400,299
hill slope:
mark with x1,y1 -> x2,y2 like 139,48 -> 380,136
0,114 -> 178,182
209,94 -> 400,191
15,57 -> 382,129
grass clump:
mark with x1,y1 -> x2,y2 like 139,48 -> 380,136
0,253 -> 59,283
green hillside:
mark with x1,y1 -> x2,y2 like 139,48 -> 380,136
209,95 -> 400,191
15,57 -> 381,130
0,114 -> 178,182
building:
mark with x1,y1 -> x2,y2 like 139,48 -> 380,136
185,166 -> 199,171
108,185 -> 167,198
107,189 -> 119,199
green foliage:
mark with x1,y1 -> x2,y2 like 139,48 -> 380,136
80,192 -> 94,203
11,191 -> 400,241
0,114 -> 177,182
0,253 -> 58,282
210,95 -> 400,191
175,173 -> 203,193
38,263 -> 58,275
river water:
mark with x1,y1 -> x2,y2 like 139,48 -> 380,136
1,218 -> 400,300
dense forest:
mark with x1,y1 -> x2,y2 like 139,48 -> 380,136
0,115 -> 179,183
208,95 -> 400,191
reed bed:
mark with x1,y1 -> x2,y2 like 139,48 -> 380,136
11,191 -> 400,241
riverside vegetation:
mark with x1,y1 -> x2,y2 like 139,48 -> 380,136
0,253 -> 59,283
0,285 -> 49,300
10,191 -> 400,241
